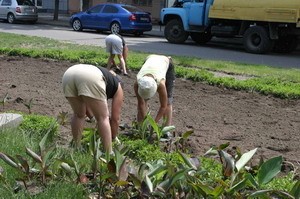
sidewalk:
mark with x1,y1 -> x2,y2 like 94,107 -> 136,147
37,13 -> 164,37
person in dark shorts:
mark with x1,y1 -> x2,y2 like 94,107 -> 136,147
134,54 -> 175,126
62,64 -> 124,153
105,34 -> 129,76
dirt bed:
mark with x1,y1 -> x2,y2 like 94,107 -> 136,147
1,55 -> 299,164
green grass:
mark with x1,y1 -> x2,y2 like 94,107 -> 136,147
174,56 -> 300,82
1,32 -> 299,82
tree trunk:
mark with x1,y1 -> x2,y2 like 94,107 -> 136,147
53,0 -> 59,21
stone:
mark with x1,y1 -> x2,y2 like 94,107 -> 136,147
0,113 -> 23,131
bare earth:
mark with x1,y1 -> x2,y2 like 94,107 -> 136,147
1,55 -> 299,164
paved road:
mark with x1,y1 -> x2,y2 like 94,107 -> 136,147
0,20 -> 299,69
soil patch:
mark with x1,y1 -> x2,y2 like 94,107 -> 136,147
1,55 -> 299,164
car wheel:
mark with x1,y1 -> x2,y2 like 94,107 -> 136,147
72,19 -> 82,31
110,22 -> 121,34
243,26 -> 274,54
164,19 -> 188,44
7,13 -> 16,24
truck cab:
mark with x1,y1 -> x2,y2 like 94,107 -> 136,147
160,0 -> 213,44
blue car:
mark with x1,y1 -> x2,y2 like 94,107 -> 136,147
70,3 -> 152,36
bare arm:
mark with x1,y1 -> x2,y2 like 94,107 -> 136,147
111,83 -> 124,139
155,80 -> 168,123
134,82 -> 148,123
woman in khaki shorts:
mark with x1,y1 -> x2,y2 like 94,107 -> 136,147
62,64 -> 124,153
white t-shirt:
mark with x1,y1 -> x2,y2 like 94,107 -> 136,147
137,54 -> 170,85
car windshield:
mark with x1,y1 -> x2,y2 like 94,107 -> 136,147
122,5 -> 144,13
17,0 -> 35,6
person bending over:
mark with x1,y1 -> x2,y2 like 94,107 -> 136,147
134,54 -> 175,126
62,64 -> 124,153
105,34 -> 129,76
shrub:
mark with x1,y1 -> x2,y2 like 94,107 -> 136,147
19,113 -> 59,138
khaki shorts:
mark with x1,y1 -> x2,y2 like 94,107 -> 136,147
105,34 -> 123,55
62,64 -> 107,101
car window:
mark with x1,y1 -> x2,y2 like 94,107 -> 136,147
88,5 -> 104,13
17,0 -> 35,6
102,5 -> 119,13
122,5 -> 144,13
1,0 -> 12,6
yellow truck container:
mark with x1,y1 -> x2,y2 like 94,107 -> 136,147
210,0 -> 300,26
161,0 -> 300,54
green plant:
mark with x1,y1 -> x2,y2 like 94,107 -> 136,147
0,93 -> 9,110
56,153 -> 89,184
56,111 -> 68,126
19,113 -> 59,137
0,128 -> 57,192
162,130 -> 193,153
204,143 -> 300,198
128,114 -> 175,143
147,114 -> 176,141
24,98 -> 35,114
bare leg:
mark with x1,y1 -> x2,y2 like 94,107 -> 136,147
66,97 -> 86,148
83,96 -> 112,153
134,83 -> 147,123
164,104 -> 173,126
123,45 -> 128,65
117,54 -> 127,75
107,54 -> 116,70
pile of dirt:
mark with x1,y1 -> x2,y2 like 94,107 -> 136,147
1,55 -> 299,164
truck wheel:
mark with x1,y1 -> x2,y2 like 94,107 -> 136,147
273,36 -> 298,53
243,26 -> 274,54
190,32 -> 212,44
164,19 -> 188,44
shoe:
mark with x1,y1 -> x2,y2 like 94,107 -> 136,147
123,73 -> 130,77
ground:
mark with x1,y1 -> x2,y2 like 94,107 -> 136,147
1,55 -> 299,165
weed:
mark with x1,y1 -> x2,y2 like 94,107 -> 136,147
56,111 -> 68,126
0,93 -> 9,111
24,98 -> 35,114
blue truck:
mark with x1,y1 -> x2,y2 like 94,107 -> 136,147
160,0 -> 300,54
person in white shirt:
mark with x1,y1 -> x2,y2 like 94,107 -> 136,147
134,54 -> 175,126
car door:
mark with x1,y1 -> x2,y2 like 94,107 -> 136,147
101,5 -> 119,29
188,0 -> 205,26
0,0 -> 12,19
80,4 -> 103,28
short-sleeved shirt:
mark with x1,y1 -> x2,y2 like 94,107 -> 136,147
137,54 -> 175,104
97,66 -> 123,99
137,54 -> 170,85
